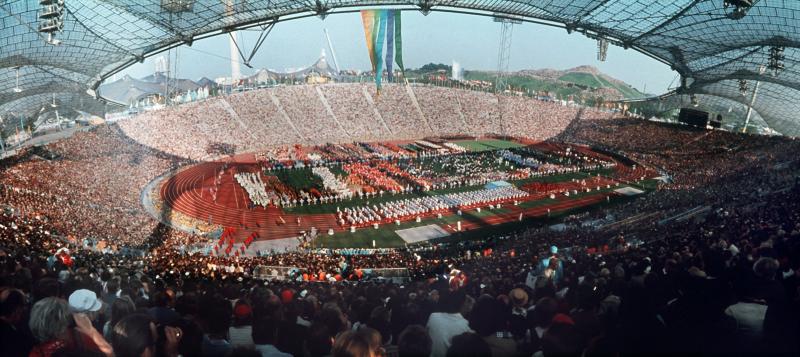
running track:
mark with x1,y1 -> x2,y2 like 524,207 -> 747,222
158,154 -> 636,244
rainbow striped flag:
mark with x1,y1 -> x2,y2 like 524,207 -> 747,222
361,9 -> 404,91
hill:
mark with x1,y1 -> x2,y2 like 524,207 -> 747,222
462,65 -> 645,101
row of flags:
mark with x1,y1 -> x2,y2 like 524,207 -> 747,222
361,9 -> 405,91
212,227 -> 257,256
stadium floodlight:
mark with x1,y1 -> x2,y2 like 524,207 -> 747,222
597,38 -> 609,62
418,0 -> 433,16
161,0 -> 194,13
37,0 -> 65,46
768,46 -> 785,76
738,79 -> 749,96
723,0 -> 756,20
315,0 -> 329,20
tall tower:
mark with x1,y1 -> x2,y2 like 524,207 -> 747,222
229,33 -> 241,81
226,0 -> 241,82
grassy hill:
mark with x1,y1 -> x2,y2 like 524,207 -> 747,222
450,65 -> 646,101
557,72 -> 642,99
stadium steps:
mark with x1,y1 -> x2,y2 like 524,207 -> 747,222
219,98 -> 259,142
361,86 -> 393,136
405,84 -> 435,134
315,87 -> 352,142
268,91 -> 308,143
452,89 -> 471,134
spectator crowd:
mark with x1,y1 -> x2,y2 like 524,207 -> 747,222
1,84 -> 800,356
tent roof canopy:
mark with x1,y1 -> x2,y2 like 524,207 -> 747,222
2,1 -> 800,135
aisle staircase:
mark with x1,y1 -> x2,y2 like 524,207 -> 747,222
268,91 -> 307,143
315,87 -> 351,141
219,98 -> 258,141
362,86 -> 393,136
406,84 -> 435,134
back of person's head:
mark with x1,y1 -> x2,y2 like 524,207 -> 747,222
202,296 -> 233,335
175,292 -> 200,317
439,289 -> 467,314
397,325 -> 431,357
319,304 -> 347,335
531,297 -> 558,329
251,316 -> 279,345
29,297 -> 70,343
753,257 -> 779,279
110,296 -> 136,327
306,321 -> 334,357
111,313 -> 156,357
445,332 -> 491,357
332,330 -> 375,357
356,327 -> 382,353
0,288 -> 26,321
469,295 -> 507,336
175,318 -> 203,357
106,277 -> 120,294
541,322 -> 582,357
233,300 -> 253,327
368,306 -> 392,344
32,277 -> 61,303
151,290 -> 170,308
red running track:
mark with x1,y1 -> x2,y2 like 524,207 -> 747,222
159,154 -> 627,243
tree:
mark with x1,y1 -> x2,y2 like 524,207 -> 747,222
418,63 -> 452,72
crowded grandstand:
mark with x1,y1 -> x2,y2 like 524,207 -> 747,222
2,1 -> 800,357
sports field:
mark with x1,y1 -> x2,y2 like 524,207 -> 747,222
156,137 -> 658,249
309,185 -> 627,249
453,139 -> 526,152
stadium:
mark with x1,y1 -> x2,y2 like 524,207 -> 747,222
1,1 -> 799,356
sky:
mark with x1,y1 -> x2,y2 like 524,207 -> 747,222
119,11 -> 678,94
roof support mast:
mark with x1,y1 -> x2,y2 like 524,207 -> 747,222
742,65 -> 766,133
494,14 -> 520,137
324,28 -> 342,74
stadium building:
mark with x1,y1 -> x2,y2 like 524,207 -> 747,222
1,1 -> 799,356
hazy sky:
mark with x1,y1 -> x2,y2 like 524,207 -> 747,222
120,11 -> 677,94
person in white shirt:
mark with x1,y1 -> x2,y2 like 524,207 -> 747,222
426,290 -> 473,356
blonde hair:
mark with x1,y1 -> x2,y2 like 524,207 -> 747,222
29,297 -> 70,342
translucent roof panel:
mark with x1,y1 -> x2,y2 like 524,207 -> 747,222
1,0 -> 799,135
647,92 -> 769,132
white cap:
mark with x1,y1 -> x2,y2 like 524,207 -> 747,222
68,289 -> 102,313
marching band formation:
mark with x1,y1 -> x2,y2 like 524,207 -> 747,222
338,186 -> 529,226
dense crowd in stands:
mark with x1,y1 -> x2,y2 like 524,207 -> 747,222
2,168 -> 799,355
118,83 -> 603,159
2,86 -> 800,355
